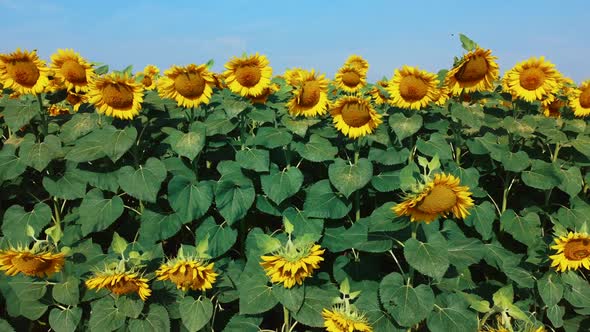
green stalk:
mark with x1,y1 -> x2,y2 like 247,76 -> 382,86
283,306 -> 291,332
408,222 -> 418,283
353,141 -> 361,221
36,94 -> 48,138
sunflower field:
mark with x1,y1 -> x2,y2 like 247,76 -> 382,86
1,34 -> 590,332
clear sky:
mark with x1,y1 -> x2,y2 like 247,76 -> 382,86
1,0 -> 589,83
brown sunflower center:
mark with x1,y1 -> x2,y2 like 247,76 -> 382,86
141,75 -> 153,87
11,255 -> 51,275
519,67 -> 546,90
109,279 -> 140,295
61,60 -> 87,84
67,93 -> 82,105
102,83 -> 134,109
6,59 -> 40,87
174,72 -> 205,98
235,65 -> 261,87
455,55 -> 489,83
564,239 -> 590,261
399,75 -> 428,102
340,101 -> 371,127
342,71 -> 361,87
579,87 -> 590,108
548,100 -> 565,113
416,185 -> 457,214
299,81 -> 321,107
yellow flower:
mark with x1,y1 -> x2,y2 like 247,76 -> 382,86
393,173 -> 474,223
85,269 -> 151,301
157,64 -> 215,108
322,306 -> 372,332
344,55 -> 369,74
283,67 -> 306,86
137,64 -> 159,90
387,66 -> 439,110
549,232 -> 590,272
87,73 -> 144,120
368,80 -> 391,105
330,96 -> 382,139
541,94 -> 564,118
249,83 -> 280,104
48,104 -> 70,116
156,258 -> 218,292
0,49 -> 49,95
66,91 -> 88,112
445,48 -> 499,96
224,53 -> 272,97
433,85 -> 450,106
503,57 -> 561,102
569,80 -> 590,117
334,65 -> 367,93
0,245 -> 65,278
50,49 -> 95,92
260,243 -> 324,288
287,69 -> 329,117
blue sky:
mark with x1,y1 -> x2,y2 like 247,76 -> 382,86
1,0 -> 589,83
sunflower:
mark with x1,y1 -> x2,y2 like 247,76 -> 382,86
66,91 -> 88,112
45,76 -> 66,94
368,80 -> 391,105
48,104 -> 70,116
50,49 -> 94,92
549,232 -> 590,272
287,70 -> 329,117
387,66 -> 439,110
87,73 -> 144,120
137,64 -> 159,90
330,96 -> 382,139
85,268 -> 151,301
322,306 -> 372,332
334,65 -> 367,93
260,243 -> 324,288
569,80 -> 590,117
393,173 -> 474,223
283,67 -> 306,86
503,57 -> 561,102
344,55 -> 369,74
249,83 -> 280,104
224,53 -> 272,97
156,257 -> 218,292
0,245 -> 65,278
0,49 -> 49,95
445,48 -> 499,96
433,85 -> 450,106
541,94 -> 564,118
212,72 -> 227,90
157,64 -> 215,108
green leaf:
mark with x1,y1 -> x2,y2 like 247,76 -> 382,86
547,304 -> 565,328
60,112 -> 99,143
389,113 -> 422,141
371,170 -> 401,192
9,276 -> 47,300
138,210 -> 184,245
118,157 -> 167,203
261,164 -> 303,204
379,272 -> 435,327
77,188 -> 124,236
128,305 -> 170,332
538,272 -> 564,306
252,127 -> 292,149
500,150 -> 531,172
222,99 -> 249,118
562,271 -> 590,308
368,147 -> 410,166
222,315 -> 263,332
291,285 -> 339,328
404,233 -> 449,280
42,170 -> 87,200
500,210 -> 541,247
236,148 -> 270,172
0,145 -> 26,181
164,124 -> 206,161
168,176 -> 213,222
204,112 -> 238,136
282,116 -> 320,137
215,173 -> 255,225
111,232 -> 128,255
426,293 -> 478,332
558,166 -> 583,197
102,125 -> 137,162
2,203 -> 51,244
328,158 -> 373,198
293,134 -> 337,162
416,133 -> 452,160
459,33 -> 477,51
88,297 -> 126,332
49,307 -> 82,332
179,296 -> 213,332
0,318 -> 16,332
447,237 -> 485,270
116,296 -> 144,319
194,217 -> 238,258
283,207 -> 324,243
521,160 -> 563,190
322,222 -> 368,252
303,179 -> 351,219
2,98 -> 38,131
19,134 -> 62,171
571,134 -> 590,157
273,284 -> 305,312
239,274 -> 278,314
52,276 -> 80,306
64,129 -> 107,162
464,201 -> 496,241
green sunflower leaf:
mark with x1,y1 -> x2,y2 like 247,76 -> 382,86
379,272 -> 435,327
404,233 -> 449,280
328,158 -> 373,198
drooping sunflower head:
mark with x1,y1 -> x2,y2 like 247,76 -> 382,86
445,47 -> 499,96
344,55 -> 369,74
137,64 -> 159,90
223,53 -> 272,97
87,73 -> 144,120
287,69 -> 330,117
0,49 -> 49,95
330,96 -> 382,139
334,65 -> 367,93
249,83 -> 280,104
368,80 -> 391,105
212,72 -> 227,90
85,267 -> 151,301
157,64 -> 215,108
387,66 -> 439,110
393,173 -> 474,223
541,94 -> 565,118
156,255 -> 218,292
0,244 -> 65,278
50,49 -> 95,92
66,91 -> 88,112
503,56 -> 561,103
322,305 -> 373,332
569,80 -> 590,118
260,243 -> 324,289
283,67 -> 306,86
549,232 -> 590,272
48,104 -> 70,117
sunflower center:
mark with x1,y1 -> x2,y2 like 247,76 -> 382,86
579,87 -> 590,108
416,185 -> 457,214
342,71 -> 361,87
235,65 -> 261,87
174,72 -> 205,98
6,60 -> 40,87
11,255 -> 51,274
102,83 -> 134,109
399,75 -> 428,102
340,102 -> 371,127
141,75 -> 153,87
519,67 -> 546,90
67,93 -> 82,105
300,81 -> 321,107
548,100 -> 565,113
455,55 -> 489,83
61,60 -> 87,84
109,279 -> 140,295
564,239 -> 590,261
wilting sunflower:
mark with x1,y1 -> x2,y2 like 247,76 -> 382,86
334,65 -> 367,93
157,64 -> 215,108
330,96 -> 382,139
549,232 -> 590,272
344,55 -> 369,74
503,57 -> 561,102
445,48 -> 499,96
85,268 -> 151,301
287,70 -> 329,117
50,49 -> 94,92
393,173 -> 474,223
388,66 -> 439,110
224,53 -> 272,97
569,80 -> 590,117
368,80 -> 391,105
260,243 -> 324,288
137,64 -> 159,90
322,306 -> 372,332
0,245 -> 65,278
66,91 -> 88,112
156,257 -> 218,292
250,83 -> 280,104
0,49 -> 49,95
283,67 -> 306,86
87,73 -> 144,120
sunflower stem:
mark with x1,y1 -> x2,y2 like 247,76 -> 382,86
454,146 -> 461,165
353,141 -> 361,221
36,94 -> 48,139
283,306 -> 291,332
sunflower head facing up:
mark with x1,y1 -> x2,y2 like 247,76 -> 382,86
50,49 -> 95,92
137,64 -> 159,90
334,65 -> 367,93
85,266 -> 151,301
503,56 -> 561,103
157,64 -> 215,108
330,96 -> 382,139
156,254 -> 218,292
344,55 -> 369,74
445,47 -> 499,96
393,173 -> 474,223
87,72 -> 144,120
223,53 -> 273,97
322,305 -> 373,332
287,69 -> 330,117
0,49 -> 50,95
549,232 -> 590,272
569,80 -> 590,118
0,243 -> 65,278
260,242 -> 324,289
387,66 -> 439,110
